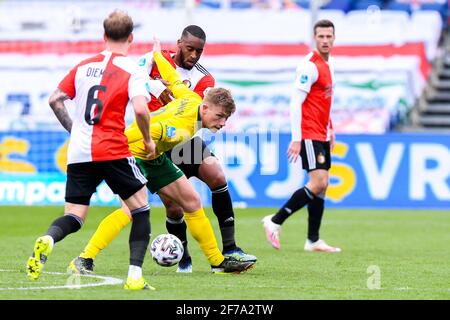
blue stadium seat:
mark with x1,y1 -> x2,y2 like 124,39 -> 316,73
387,1 -> 447,24
322,0 -> 353,12
420,2 -> 448,24
386,1 -> 412,14
352,0 -> 383,11
291,0 -> 309,9
159,0 -> 180,8
197,0 -> 222,9
230,1 -> 254,9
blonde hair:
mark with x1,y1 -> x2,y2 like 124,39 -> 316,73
103,10 -> 134,41
203,88 -> 236,117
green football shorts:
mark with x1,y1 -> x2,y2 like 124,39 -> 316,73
135,153 -> 184,194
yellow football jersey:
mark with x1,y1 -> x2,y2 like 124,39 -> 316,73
126,51 -> 203,160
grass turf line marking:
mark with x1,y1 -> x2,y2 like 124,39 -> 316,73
0,269 -> 123,290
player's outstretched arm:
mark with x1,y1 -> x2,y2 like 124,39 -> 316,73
152,38 -> 199,101
152,37 -> 180,85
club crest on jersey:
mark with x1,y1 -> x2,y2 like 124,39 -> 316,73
166,126 -> 176,138
183,79 -> 192,88
300,74 -> 308,84
317,152 -> 325,164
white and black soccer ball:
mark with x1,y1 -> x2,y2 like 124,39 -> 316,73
150,234 -> 184,267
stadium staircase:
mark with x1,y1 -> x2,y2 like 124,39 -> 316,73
412,28 -> 450,129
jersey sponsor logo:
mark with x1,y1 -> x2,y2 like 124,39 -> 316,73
175,99 -> 187,116
300,74 -> 308,84
166,125 -> 176,138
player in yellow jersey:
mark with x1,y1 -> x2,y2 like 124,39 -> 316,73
69,38 -> 255,275
138,25 -> 256,272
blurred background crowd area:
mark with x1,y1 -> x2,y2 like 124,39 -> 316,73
0,1 -> 449,208
0,0 -> 449,133
157,0 -> 448,15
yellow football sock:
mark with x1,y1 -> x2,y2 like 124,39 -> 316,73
183,208 -> 224,267
80,208 -> 131,260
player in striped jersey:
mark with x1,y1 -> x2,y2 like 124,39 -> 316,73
139,25 -> 215,112
69,38 -> 255,275
71,25 -> 256,274
262,19 -> 341,253
26,10 -> 156,290
142,26 -> 257,271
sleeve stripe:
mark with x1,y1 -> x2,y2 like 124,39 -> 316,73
195,63 -> 210,75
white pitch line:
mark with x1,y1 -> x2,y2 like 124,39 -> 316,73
393,287 -> 450,292
0,269 -> 123,290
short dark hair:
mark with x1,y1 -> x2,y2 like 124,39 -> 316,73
313,19 -> 335,35
181,25 -> 206,41
103,10 -> 134,41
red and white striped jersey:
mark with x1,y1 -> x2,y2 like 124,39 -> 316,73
58,50 -> 150,164
294,51 -> 334,141
138,50 -> 215,111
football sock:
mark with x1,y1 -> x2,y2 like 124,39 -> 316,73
272,187 -> 315,225
129,206 -> 151,267
307,196 -> 325,243
80,208 -> 131,260
46,214 -> 83,243
166,216 -> 190,260
211,184 -> 236,252
183,207 -> 224,267
128,265 -> 142,280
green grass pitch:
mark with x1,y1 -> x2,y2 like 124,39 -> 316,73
0,206 -> 449,300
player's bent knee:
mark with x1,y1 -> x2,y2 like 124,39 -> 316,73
319,179 -> 329,193
200,158 -> 227,188
307,182 -> 327,197
166,205 -> 184,219
120,204 -> 132,218
183,192 -> 202,213
204,171 -> 227,190
122,187 -> 148,212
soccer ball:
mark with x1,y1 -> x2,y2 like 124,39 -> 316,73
150,234 -> 184,267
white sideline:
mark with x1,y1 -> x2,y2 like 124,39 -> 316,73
0,269 -> 123,290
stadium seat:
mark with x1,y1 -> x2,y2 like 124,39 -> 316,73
230,1 -> 254,9
291,0 -> 309,9
318,9 -> 345,26
321,0 -> 353,12
346,9 -> 409,27
407,10 -> 443,60
198,0 -> 222,9
411,9 -> 443,29
351,0 -> 383,11
386,1 -> 412,14
420,2 -> 448,24
339,9 -> 409,45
